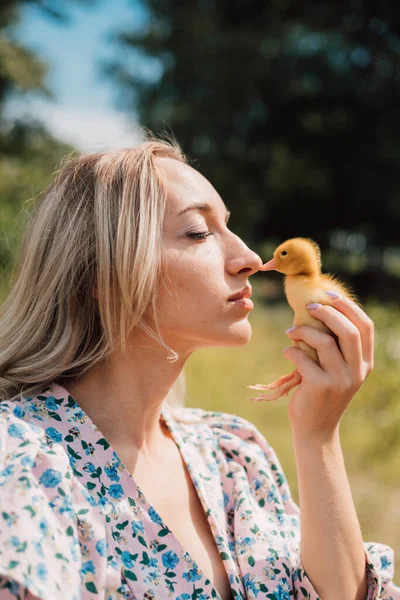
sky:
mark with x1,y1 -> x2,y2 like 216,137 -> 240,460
4,0 -> 151,150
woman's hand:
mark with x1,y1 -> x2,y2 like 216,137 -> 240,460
283,296 -> 374,440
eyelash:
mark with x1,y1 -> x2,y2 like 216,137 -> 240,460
186,231 -> 214,240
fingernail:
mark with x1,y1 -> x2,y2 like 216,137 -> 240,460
285,326 -> 297,334
282,347 -> 289,353
326,291 -> 341,299
306,303 -> 322,310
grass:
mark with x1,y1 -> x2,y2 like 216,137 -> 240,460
183,294 -> 400,582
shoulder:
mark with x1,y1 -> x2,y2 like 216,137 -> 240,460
171,406 -> 297,516
170,405 -> 285,476
171,405 -> 267,441
0,397 -> 69,471
0,399 -> 82,600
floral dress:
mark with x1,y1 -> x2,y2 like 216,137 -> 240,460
0,382 -> 399,600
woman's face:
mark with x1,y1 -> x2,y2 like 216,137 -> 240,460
149,156 -> 263,354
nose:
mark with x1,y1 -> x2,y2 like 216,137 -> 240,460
226,234 -> 263,277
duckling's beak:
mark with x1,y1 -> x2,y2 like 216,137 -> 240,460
260,258 -> 277,271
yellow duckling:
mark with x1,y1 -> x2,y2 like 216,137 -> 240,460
248,237 -> 359,401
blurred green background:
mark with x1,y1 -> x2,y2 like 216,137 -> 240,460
1,0 -> 399,582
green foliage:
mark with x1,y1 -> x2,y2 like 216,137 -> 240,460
104,1 -> 400,279
0,0 -> 80,297
0,125 -> 75,300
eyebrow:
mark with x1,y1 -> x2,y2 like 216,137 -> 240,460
178,202 -> 231,223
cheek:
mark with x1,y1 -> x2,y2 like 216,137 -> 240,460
171,271 -> 214,311
151,241 -> 231,330
157,260 -> 221,320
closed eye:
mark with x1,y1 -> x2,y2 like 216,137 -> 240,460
186,231 -> 214,240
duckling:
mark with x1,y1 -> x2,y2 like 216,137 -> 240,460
248,237 -> 359,401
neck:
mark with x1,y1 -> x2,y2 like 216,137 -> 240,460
58,329 -> 192,459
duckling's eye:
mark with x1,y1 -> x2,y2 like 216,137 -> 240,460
281,251 -> 288,256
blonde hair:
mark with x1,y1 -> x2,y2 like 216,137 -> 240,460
0,131 -> 188,406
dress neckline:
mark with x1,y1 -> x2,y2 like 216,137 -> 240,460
42,381 -> 244,600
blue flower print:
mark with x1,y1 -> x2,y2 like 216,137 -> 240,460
267,490 -> 277,503
104,463 -> 120,481
45,396 -> 59,411
33,541 -> 44,558
21,455 -> 34,468
10,536 -> 21,547
59,495 -> 73,517
176,595 -> 191,600
243,573 -> 263,596
81,560 -> 96,575
13,405 -> 26,418
253,477 -> 263,491
111,451 -> 121,465
84,443 -> 95,456
148,506 -> 163,525
131,520 -> 145,535
281,490 -> 289,503
121,551 -> 136,569
24,402 -> 43,421
0,464 -> 14,480
275,582 -> 291,600
96,538 -> 107,557
39,468 -> 62,488
108,555 -> 118,570
82,487 -> 98,507
10,535 -> 27,552
46,396 -> 59,410
8,423 -> 26,438
36,563 -> 48,581
381,555 -> 391,570
148,557 -> 158,568
162,550 -> 179,570
83,461 -> 96,473
98,496 -> 112,509
182,566 -> 202,582
45,427 -> 62,443
223,491 -> 229,508
108,483 -> 124,499
39,517 -> 48,535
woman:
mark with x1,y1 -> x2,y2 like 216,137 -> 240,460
0,133 -> 398,600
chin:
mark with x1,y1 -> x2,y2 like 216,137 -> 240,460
171,318 -> 253,351
221,319 -> 253,347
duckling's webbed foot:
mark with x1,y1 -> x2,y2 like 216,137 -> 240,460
247,370 -> 302,402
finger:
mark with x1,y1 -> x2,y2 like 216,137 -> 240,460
287,326 -> 345,375
283,346 -> 323,381
323,295 -> 374,365
305,304 -> 362,370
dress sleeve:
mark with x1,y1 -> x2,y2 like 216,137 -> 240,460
257,438 -> 399,600
201,409 -> 399,600
0,403 -> 82,600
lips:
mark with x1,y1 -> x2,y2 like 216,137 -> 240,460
228,286 -> 252,301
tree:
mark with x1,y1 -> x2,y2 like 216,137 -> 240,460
0,0 -> 96,293
103,0 -> 400,288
